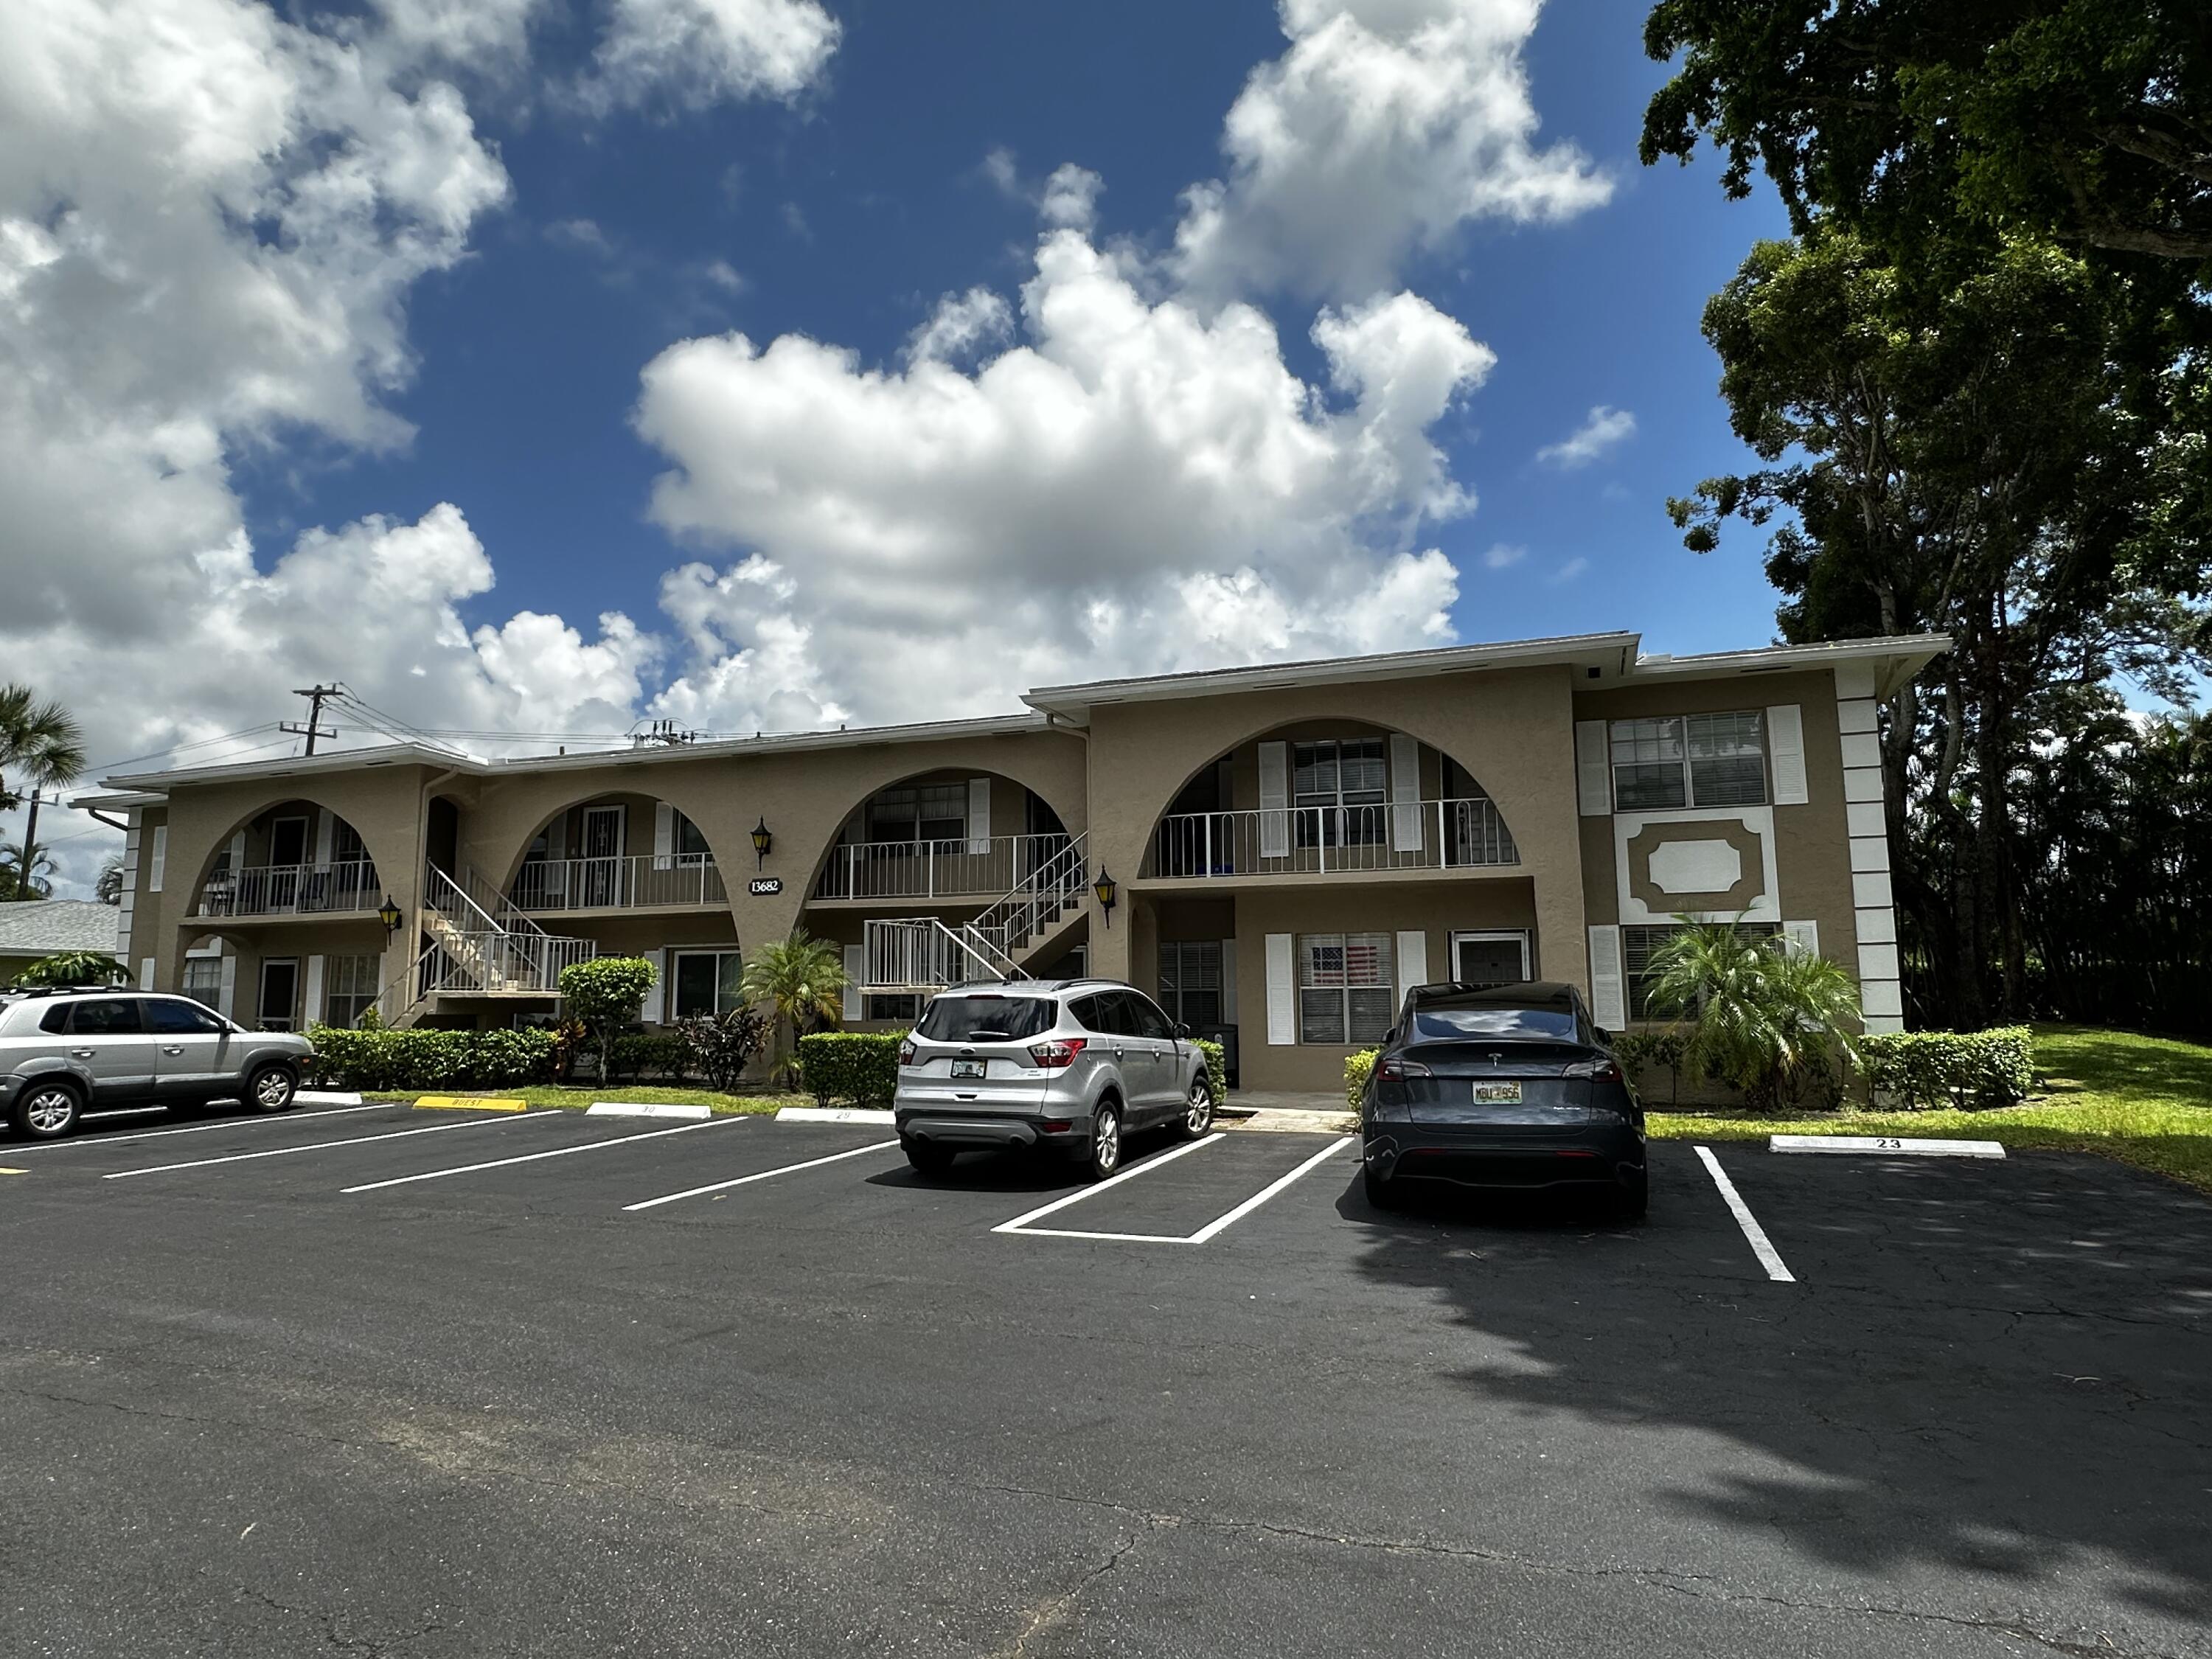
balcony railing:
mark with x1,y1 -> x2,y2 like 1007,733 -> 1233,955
1141,799 -> 1517,880
507,854 -> 728,912
200,860 -> 380,918
813,832 -> 1074,901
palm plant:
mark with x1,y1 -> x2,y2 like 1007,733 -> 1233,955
0,684 -> 88,813
96,853 -> 126,905
0,842 -> 57,901
1645,920 -> 1863,1110
739,929 -> 849,1088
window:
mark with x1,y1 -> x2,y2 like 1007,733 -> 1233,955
181,957 -> 223,1009
1297,933 -> 1394,1046
866,783 -> 967,844
865,993 -> 921,1022
331,821 -> 369,867
917,995 -> 1056,1042
324,954 -> 381,1028
1621,922 -> 1781,1019
1069,992 -> 1132,1035
1610,714 -> 1767,811
1126,994 -> 1174,1040
69,998 -> 145,1035
1293,739 -> 1387,846
670,950 -> 745,1020
1158,941 -> 1223,1029
146,998 -> 224,1034
675,812 -> 712,861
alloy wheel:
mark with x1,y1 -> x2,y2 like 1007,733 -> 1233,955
24,1088 -> 76,1135
254,1070 -> 293,1110
1186,1081 -> 1213,1136
1093,1108 -> 1120,1175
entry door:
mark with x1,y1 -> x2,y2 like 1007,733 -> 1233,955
268,815 -> 309,909
259,958 -> 300,1030
1450,931 -> 1530,987
581,807 -> 625,906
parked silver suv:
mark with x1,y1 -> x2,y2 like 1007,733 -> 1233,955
895,978 -> 1214,1180
0,988 -> 315,1140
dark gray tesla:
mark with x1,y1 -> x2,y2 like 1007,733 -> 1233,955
1357,981 -> 1646,1217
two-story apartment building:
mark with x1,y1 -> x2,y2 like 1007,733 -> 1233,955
86,630 -> 1944,1093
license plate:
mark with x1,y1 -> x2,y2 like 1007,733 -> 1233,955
950,1059 -> 986,1079
1472,1082 -> 1523,1105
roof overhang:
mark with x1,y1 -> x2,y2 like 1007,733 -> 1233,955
1627,635 -> 1950,700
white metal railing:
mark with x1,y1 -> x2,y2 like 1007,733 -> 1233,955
1141,799 -> 1517,880
507,853 -> 728,912
813,832 -> 1071,901
967,832 -> 1086,953
864,918 -> 1012,992
418,930 -> 597,1001
200,860 -> 379,918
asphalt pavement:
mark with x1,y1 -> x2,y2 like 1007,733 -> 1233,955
1,1102 -> 2207,1658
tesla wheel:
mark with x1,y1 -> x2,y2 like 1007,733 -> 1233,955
1181,1077 -> 1214,1140
12,1080 -> 82,1140
1615,1166 -> 1649,1222
1363,1166 -> 1402,1211
245,1064 -> 297,1114
904,1140 -> 955,1177
1085,1102 -> 1122,1181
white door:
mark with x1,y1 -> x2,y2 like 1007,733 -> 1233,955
1449,931 -> 1529,987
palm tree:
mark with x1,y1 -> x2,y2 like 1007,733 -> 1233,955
738,929 -> 849,1088
1645,919 -> 1862,1110
0,684 -> 88,902
0,842 -> 57,902
96,853 -> 126,905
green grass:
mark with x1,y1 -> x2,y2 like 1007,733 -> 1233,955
361,1085 -> 799,1116
1649,1023 -> 2212,1193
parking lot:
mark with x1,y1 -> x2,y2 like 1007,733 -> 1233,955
4,1103 -> 2208,1658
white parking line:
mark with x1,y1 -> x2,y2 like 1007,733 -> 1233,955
991,1135 -> 1225,1240
102,1111 -> 556,1180
622,1138 -> 902,1211
1186,1136 -> 1354,1242
1694,1144 -> 1796,1283
16,1103 -> 388,1152
343,1116 -> 737,1193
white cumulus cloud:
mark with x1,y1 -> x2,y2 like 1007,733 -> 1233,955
1173,0 -> 1610,300
587,0 -> 841,111
1535,404 -> 1636,468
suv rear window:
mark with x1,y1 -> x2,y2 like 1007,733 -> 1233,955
1412,1007 -> 1580,1041
917,995 -> 1057,1042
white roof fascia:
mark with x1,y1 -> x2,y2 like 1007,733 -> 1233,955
1627,634 -> 1951,699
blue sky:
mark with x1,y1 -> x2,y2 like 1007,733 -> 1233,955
237,0 -> 1791,679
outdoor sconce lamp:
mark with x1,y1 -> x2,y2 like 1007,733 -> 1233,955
751,816 -> 773,868
377,894 -> 403,936
1093,866 -> 1117,924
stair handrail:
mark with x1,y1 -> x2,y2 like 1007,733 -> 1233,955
967,832 -> 1087,958
956,922 -> 1021,980
461,864 -> 552,939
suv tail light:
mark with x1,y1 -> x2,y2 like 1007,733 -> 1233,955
1374,1057 -> 1432,1082
1028,1037 -> 1088,1069
897,1037 -> 917,1067
1565,1058 -> 1625,1082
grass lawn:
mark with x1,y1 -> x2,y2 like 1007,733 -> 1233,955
1649,1023 -> 2212,1194
361,1085 -> 801,1116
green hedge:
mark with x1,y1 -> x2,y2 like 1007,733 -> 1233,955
1345,1048 -> 1378,1109
1613,1030 -> 1689,1107
799,1032 -> 902,1106
1192,1038 -> 1227,1108
306,1026 -> 556,1091
606,1032 -> 692,1085
1860,1026 -> 2036,1110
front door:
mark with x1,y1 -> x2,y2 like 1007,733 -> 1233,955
1450,931 -> 1530,987
147,997 -> 235,1099
63,998 -> 159,1102
259,958 -> 300,1030
581,806 -> 625,906
268,815 -> 309,909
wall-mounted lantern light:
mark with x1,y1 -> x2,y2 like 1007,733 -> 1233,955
1093,866 -> 1117,925
751,816 -> 773,869
377,894 -> 403,936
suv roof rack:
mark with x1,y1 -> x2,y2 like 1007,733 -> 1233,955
0,984 -> 132,1000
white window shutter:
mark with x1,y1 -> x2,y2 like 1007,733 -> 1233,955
653,803 -> 675,871
313,810 -> 335,866
1395,929 -> 1429,1005
1575,721 -> 1611,816
217,955 -> 237,1018
843,944 -> 864,1022
1258,742 -> 1290,858
138,957 -> 155,990
1587,925 -> 1626,1031
1782,919 -> 1820,959
644,948 -> 667,1023
1265,933 -> 1295,1045
303,955 -> 327,1025
1220,942 -> 1237,1023
546,813 -> 566,860
1388,734 -> 1422,852
967,778 -> 991,855
148,825 -> 167,892
1766,704 -> 1809,806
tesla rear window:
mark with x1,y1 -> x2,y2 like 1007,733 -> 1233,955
1413,1007 -> 1579,1040
917,995 -> 1057,1042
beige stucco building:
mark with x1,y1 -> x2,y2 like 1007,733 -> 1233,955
86,630 -> 1944,1093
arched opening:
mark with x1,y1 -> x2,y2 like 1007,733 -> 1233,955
189,799 -> 386,920
501,793 -> 731,914
1140,720 -> 1517,879
807,768 -> 1071,903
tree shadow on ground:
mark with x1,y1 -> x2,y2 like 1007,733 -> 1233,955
1339,1147 -> 2212,1631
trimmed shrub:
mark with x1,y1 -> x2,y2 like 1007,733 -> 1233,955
1345,1048 -> 1378,1109
606,1032 -> 692,1085
799,1031 -> 903,1106
306,1026 -> 556,1091
558,956 -> 658,1079
1860,1027 -> 2035,1110
1192,1038 -> 1227,1107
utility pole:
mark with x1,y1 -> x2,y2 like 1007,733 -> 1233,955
14,787 -> 41,900
283,684 -> 342,756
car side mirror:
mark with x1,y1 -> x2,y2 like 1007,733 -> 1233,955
1175,1021 -> 1194,1039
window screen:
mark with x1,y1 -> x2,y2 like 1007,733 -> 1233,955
181,957 -> 223,1009
1158,940 -> 1223,1027
1298,933 -> 1393,1046
1610,714 -> 1767,810
324,953 -> 381,1028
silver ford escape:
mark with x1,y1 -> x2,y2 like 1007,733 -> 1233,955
894,978 -> 1214,1180
0,987 -> 315,1140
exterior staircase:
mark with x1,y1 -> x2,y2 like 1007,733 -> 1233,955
373,866 -> 596,1027
863,834 -> 1089,993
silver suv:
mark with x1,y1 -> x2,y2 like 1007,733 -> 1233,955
894,978 -> 1214,1180
0,988 -> 315,1140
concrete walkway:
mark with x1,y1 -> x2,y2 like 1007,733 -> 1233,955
1220,1089 -> 1357,1134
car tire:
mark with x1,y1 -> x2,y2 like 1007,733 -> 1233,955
1363,1166 -> 1402,1211
1085,1101 -> 1123,1182
11,1079 -> 83,1141
1615,1166 -> 1649,1222
904,1139 -> 955,1177
245,1064 -> 298,1115
1180,1075 -> 1214,1140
